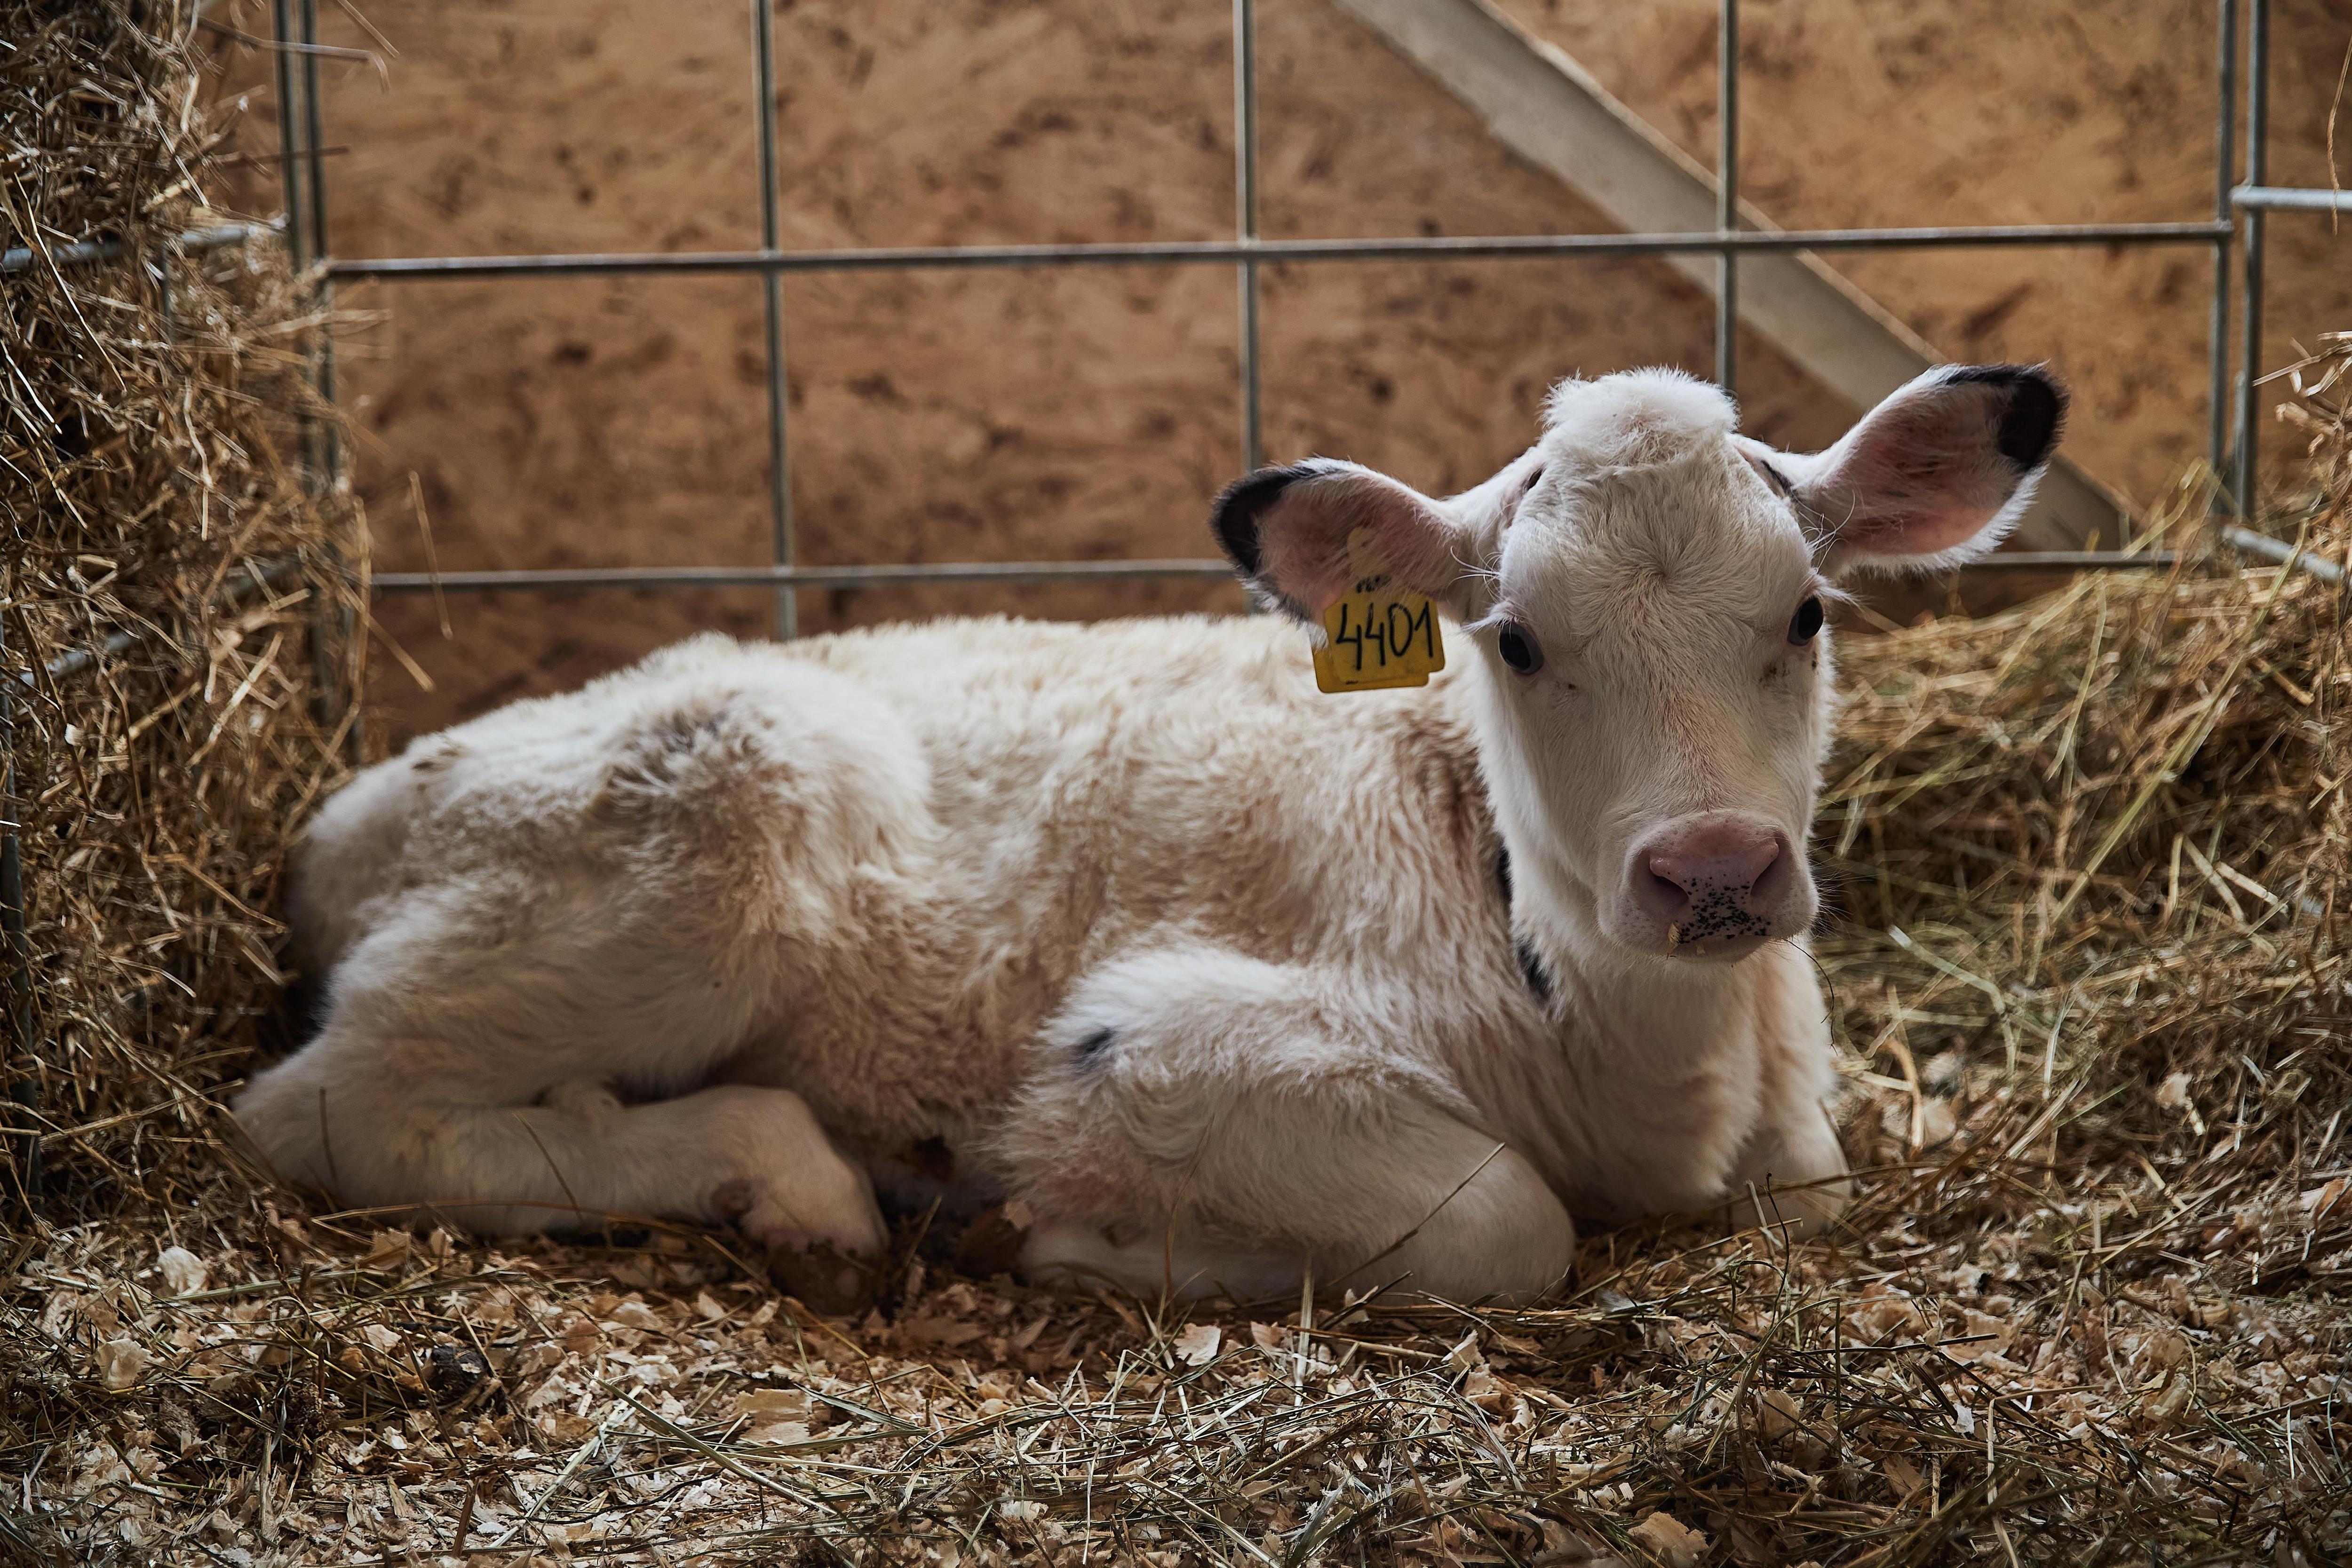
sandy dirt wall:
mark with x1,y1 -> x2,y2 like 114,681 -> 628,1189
1501,0 -> 2352,507
206,0 -> 2350,746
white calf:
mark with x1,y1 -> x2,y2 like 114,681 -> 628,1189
235,363 -> 2065,1304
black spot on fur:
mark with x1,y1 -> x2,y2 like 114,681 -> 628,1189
1496,846 -> 1550,1004
1075,1026 -> 1117,1067
906,1135 -> 955,1184
1515,937 -> 1552,1004
1942,364 -> 2067,470
602,702 -> 741,805
409,740 -> 464,774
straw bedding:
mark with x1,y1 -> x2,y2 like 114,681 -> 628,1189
4,8 -> 2348,1565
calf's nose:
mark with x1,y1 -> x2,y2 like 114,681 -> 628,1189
1630,814 -> 1790,925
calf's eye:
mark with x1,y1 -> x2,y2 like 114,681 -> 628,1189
1788,595 -> 1824,645
1496,622 -> 1543,674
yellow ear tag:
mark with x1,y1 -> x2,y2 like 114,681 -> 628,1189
1311,529 -> 1447,694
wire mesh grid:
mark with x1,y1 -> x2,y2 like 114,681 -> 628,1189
284,0 -> 2262,615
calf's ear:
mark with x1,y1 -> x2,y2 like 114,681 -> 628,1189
1770,364 -> 2067,575
1210,458 -> 1471,622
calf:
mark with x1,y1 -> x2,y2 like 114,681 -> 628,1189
235,364 -> 2063,1304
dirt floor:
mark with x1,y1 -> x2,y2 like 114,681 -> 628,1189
198,0 -> 2352,748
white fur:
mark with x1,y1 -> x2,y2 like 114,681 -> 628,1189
235,366 -> 2057,1304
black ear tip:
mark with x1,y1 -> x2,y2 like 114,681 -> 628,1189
1209,463 -> 1317,576
1946,363 -> 2067,470
1996,369 -> 2065,470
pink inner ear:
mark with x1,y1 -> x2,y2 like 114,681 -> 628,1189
1257,470 -> 1458,610
1810,387 -> 2023,560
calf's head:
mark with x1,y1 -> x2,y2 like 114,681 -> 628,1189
1213,364 -> 2066,964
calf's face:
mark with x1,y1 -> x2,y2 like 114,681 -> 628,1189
1214,364 -> 2066,964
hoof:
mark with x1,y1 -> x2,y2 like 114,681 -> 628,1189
710,1179 -> 756,1222
952,1204 -> 1031,1278
766,1240 -> 872,1316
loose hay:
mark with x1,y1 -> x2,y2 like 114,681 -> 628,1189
6,9 -> 2352,1564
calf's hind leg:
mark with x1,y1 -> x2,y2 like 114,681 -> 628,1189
1005,946 -> 1575,1305
240,657 -> 926,1291
234,902 -> 886,1276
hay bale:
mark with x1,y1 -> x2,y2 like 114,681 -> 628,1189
4,0 -> 358,1216
3,8 -> 2346,1563
4,5 -> 358,1555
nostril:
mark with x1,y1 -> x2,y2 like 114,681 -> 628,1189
1725,839 -> 1781,898
1746,837 -> 1793,905
1637,858 -> 1694,917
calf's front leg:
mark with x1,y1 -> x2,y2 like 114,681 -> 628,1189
1002,945 -> 1577,1305
1017,1122 -> 1574,1307
1719,1098 -> 1851,1242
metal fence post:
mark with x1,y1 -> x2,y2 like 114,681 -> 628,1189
299,0 -> 342,493
2209,0 -> 2237,501
270,1 -> 307,283
275,1 -> 337,746
1234,0 -> 1263,475
276,0 -> 360,758
1716,0 -> 1738,394
752,0 -> 796,640
2235,0 -> 2268,519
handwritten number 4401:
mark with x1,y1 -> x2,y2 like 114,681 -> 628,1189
1330,594 -> 1439,672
